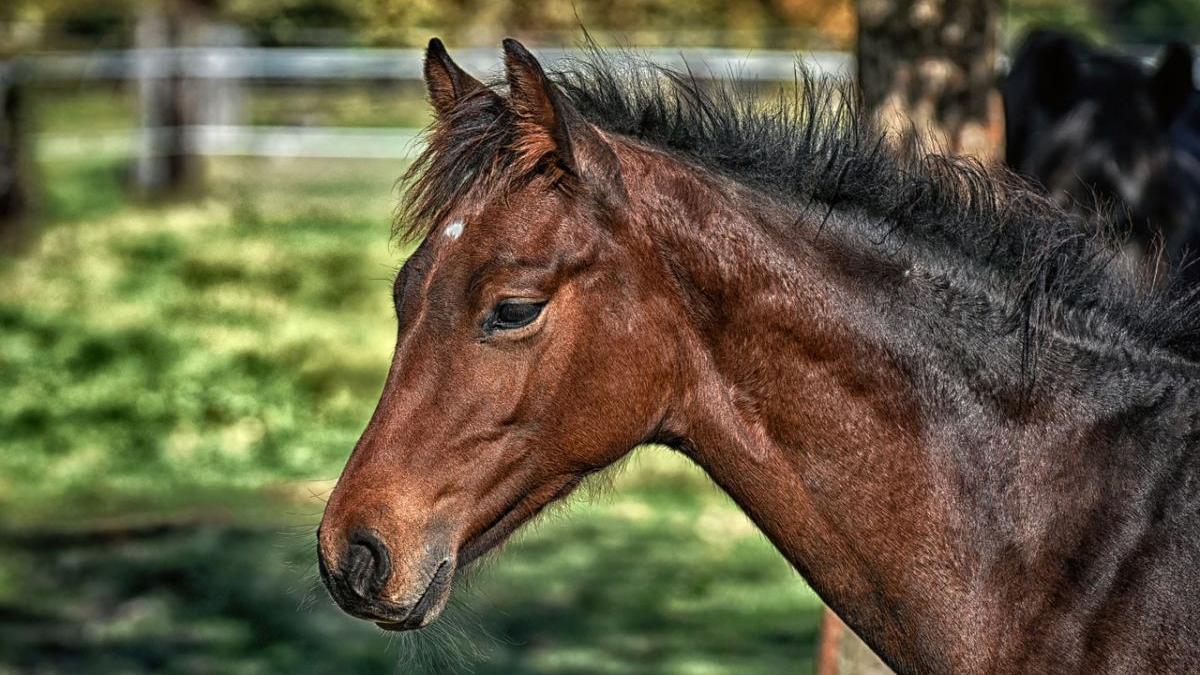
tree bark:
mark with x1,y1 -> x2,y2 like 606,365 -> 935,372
856,0 -> 1003,159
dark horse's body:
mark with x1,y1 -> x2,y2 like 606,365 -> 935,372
1002,29 -> 1199,273
1173,93 -> 1200,284
318,40 -> 1200,673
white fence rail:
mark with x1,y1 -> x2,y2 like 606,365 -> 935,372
18,46 -> 1198,162
22,46 -> 853,82
22,47 -> 853,162
21,45 -> 1194,84
38,125 -> 426,160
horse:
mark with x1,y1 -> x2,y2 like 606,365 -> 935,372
1002,29 -> 1199,270
318,39 -> 1200,673
1170,91 -> 1200,285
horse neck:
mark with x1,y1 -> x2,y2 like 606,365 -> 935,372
617,145 -> 1197,672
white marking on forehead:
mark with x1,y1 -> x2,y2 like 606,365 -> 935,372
444,219 -> 465,240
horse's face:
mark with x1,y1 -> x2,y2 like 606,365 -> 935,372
317,39 -> 674,630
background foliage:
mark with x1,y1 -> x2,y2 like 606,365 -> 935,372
5,0 -> 1197,50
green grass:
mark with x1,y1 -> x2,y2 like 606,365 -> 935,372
0,157 -> 399,512
29,84 -> 435,136
0,155 -> 823,673
27,87 -> 138,134
245,82 -> 434,128
0,454 -> 823,674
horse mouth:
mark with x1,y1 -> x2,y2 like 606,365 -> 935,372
372,473 -> 589,632
373,558 -> 453,632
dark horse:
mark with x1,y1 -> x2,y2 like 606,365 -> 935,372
319,39 -> 1200,673
1002,29 -> 1199,270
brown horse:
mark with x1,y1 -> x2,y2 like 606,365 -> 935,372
318,39 -> 1200,673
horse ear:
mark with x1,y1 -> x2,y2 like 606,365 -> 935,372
1150,42 -> 1194,126
502,38 -> 583,177
501,39 -> 625,198
424,38 -> 488,118
1032,34 -> 1082,117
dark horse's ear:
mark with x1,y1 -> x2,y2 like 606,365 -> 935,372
1032,34 -> 1082,118
424,37 -> 491,118
1150,42 -> 1194,126
501,38 -> 623,195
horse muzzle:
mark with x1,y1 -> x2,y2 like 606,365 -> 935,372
317,527 -> 456,631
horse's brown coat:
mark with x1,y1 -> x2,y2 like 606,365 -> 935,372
319,38 -> 1200,673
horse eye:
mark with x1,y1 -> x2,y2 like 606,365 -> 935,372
485,300 -> 546,332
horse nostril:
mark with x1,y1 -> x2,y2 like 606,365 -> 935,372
344,530 -> 391,598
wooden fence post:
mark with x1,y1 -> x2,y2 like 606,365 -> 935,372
0,59 -> 28,244
132,3 -> 201,198
193,22 -> 246,130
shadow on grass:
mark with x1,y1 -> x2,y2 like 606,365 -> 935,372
0,520 -> 392,675
0,491 -> 820,675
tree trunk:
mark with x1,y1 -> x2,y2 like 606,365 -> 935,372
855,0 -> 1003,159
0,59 -> 28,245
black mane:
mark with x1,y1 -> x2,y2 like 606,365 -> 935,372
400,49 -> 1200,362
